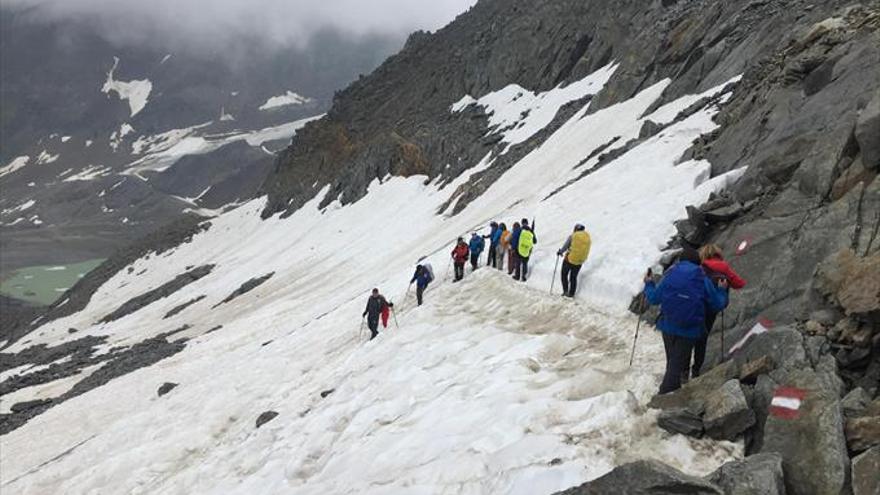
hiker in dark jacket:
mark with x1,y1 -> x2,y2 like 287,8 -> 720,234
410,263 -> 434,306
469,233 -> 485,271
644,247 -> 729,394
508,222 -> 521,275
484,222 -> 501,268
451,237 -> 469,282
363,288 -> 393,340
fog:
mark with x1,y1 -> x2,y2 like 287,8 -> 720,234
2,0 -> 478,54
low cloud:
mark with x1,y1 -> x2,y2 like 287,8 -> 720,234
3,0 -> 477,54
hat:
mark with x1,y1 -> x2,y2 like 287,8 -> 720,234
679,246 -> 701,264
574,224 -> 585,231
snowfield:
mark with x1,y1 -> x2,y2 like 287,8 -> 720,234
102,57 -> 153,118
259,90 -> 314,111
1,65 -> 746,494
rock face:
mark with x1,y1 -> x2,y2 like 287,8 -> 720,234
553,460 -> 722,495
760,368 -> 850,495
851,446 -> 880,495
101,265 -> 215,323
706,453 -> 785,495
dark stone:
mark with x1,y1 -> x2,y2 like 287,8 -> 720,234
846,415 -> 880,453
856,90 -> 880,169
553,460 -> 722,495
10,398 -> 52,414
703,379 -> 756,441
100,265 -> 215,323
657,407 -> 704,437
739,355 -> 775,384
638,119 -> 663,139
256,411 -> 279,429
212,273 -> 274,308
67,328 -> 78,334
706,453 -> 785,495
852,446 -> 880,495
650,360 -> 738,411
163,295 -> 206,319
320,389 -> 335,399
157,382 -> 178,397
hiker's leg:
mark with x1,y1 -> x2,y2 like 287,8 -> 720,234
521,256 -> 529,281
416,286 -> 424,306
661,336 -> 695,394
368,318 -> 379,340
569,263 -> 582,296
560,261 -> 571,295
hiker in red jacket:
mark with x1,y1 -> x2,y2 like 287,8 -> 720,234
451,237 -> 469,282
689,244 -> 747,378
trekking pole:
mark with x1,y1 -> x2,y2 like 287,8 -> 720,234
444,256 -> 452,281
720,310 -> 726,361
359,318 -> 365,339
550,255 -> 560,294
392,307 -> 401,330
629,268 -> 652,367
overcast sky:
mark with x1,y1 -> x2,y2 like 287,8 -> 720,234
3,0 -> 478,52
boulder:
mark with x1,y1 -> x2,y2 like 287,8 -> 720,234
657,408 -> 704,437
706,453 -> 785,495
255,411 -> 279,429
157,382 -> 178,397
650,360 -> 739,411
856,90 -> 880,169
740,355 -> 775,383
553,460 -> 722,495
760,368 -> 850,495
732,326 -> 809,372
852,446 -> 880,495
815,249 -> 880,320
746,374 -> 778,454
703,380 -> 756,441
846,415 -> 880,453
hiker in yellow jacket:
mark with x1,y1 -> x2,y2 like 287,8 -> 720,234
514,219 -> 537,282
557,224 -> 591,297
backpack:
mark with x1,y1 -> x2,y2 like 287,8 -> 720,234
518,229 -> 535,257
424,263 -> 435,282
660,262 -> 706,329
567,231 -> 591,265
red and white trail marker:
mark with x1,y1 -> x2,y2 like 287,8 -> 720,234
770,387 -> 807,420
728,317 -> 774,355
735,237 -> 753,256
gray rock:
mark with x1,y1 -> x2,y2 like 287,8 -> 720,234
804,335 -> 829,367
846,415 -> 880,453
657,408 -> 704,437
553,460 -> 722,495
747,374 -> 779,454
703,380 -> 756,441
852,446 -> 880,495
157,382 -> 178,397
650,360 -> 739,411
732,326 -> 809,372
255,411 -> 279,429
856,90 -> 880,169
760,367 -> 849,495
100,265 -> 215,323
212,272 -> 274,308
706,453 -> 785,495
638,120 -> 663,139
810,308 -> 844,327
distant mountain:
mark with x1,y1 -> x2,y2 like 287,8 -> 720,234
0,6 -> 402,275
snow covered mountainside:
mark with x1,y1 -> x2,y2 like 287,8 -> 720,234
2,0 -> 880,494
0,6 -> 401,277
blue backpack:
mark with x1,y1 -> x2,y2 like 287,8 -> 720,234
660,262 -> 707,328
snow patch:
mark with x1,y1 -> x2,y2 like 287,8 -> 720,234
61,136 -> 72,143
102,57 -> 153,117
0,156 -> 30,178
63,165 -> 113,182
37,150 -> 59,164
259,90 -> 313,111
452,63 -> 618,153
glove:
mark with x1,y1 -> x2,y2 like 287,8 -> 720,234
557,250 -> 563,257
362,311 -> 367,318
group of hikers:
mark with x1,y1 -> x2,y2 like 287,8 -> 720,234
451,218 -> 540,283
362,219 -> 746,397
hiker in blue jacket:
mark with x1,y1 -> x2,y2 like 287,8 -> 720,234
484,222 -> 502,268
508,222 -> 522,276
468,233 -> 485,272
644,246 -> 729,394
410,263 -> 434,306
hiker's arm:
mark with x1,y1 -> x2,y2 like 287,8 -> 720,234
644,279 -> 663,305
705,278 -> 729,312
558,236 -> 571,256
